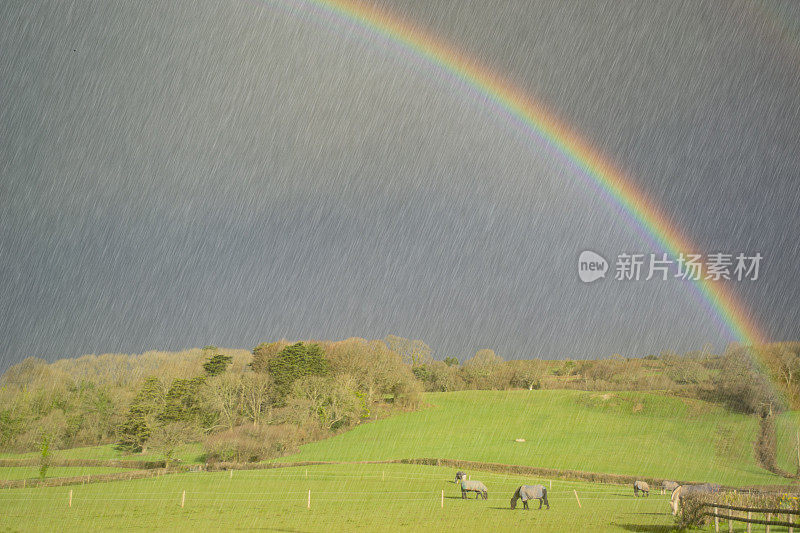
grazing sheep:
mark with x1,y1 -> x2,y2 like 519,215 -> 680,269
510,485 -> 549,510
460,479 -> 488,500
633,480 -> 650,497
661,480 -> 679,495
670,483 -> 722,515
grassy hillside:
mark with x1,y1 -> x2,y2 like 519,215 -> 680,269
776,411 -> 800,474
280,390 -> 785,486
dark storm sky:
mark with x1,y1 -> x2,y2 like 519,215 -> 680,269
1,0 -> 799,370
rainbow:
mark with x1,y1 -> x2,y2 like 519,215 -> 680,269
288,0 -> 766,349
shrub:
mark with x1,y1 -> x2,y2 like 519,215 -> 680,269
203,424 -> 307,463
391,378 -> 422,410
714,346 -> 781,414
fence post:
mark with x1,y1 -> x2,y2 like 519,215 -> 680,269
229,469 -> 233,479
747,510 -> 751,533
181,490 -> 185,508
789,513 -> 794,533
728,508 -> 732,533
549,479 -> 552,490
307,489 -> 311,510
573,490 -> 581,509
766,512 -> 771,533
714,507 -> 718,532
441,489 -> 443,509
68,489 -> 72,508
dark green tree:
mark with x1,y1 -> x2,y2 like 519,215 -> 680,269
250,341 -> 289,373
267,342 -> 329,401
118,377 -> 166,452
160,377 -> 206,423
203,353 -> 233,377
118,414 -> 151,452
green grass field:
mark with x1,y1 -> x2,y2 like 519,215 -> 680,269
281,390 -> 788,486
0,466 -> 131,481
776,411 -> 800,475
0,463 -> 682,532
0,443 -> 205,465
0,390 -> 796,531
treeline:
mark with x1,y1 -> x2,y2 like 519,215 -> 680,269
0,338 -> 421,462
412,343 -> 800,415
1,338 -> 798,462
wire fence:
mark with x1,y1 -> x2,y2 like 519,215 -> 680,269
5,457 -> 782,516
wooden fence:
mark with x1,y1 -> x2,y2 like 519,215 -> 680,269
704,502 -> 800,532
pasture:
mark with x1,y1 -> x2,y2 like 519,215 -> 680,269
282,390 -> 787,486
0,443 -> 205,465
0,463 -> 679,532
0,390 -> 795,531
0,466 -> 130,481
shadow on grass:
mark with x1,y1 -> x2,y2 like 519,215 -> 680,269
489,506 -> 549,511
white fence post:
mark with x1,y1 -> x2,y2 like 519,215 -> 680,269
766,512 -> 771,533
573,490 -> 581,509
746,510 -> 751,533
441,489 -> 443,509
68,489 -> 72,508
307,489 -> 311,510
181,490 -> 185,508
714,507 -> 718,532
